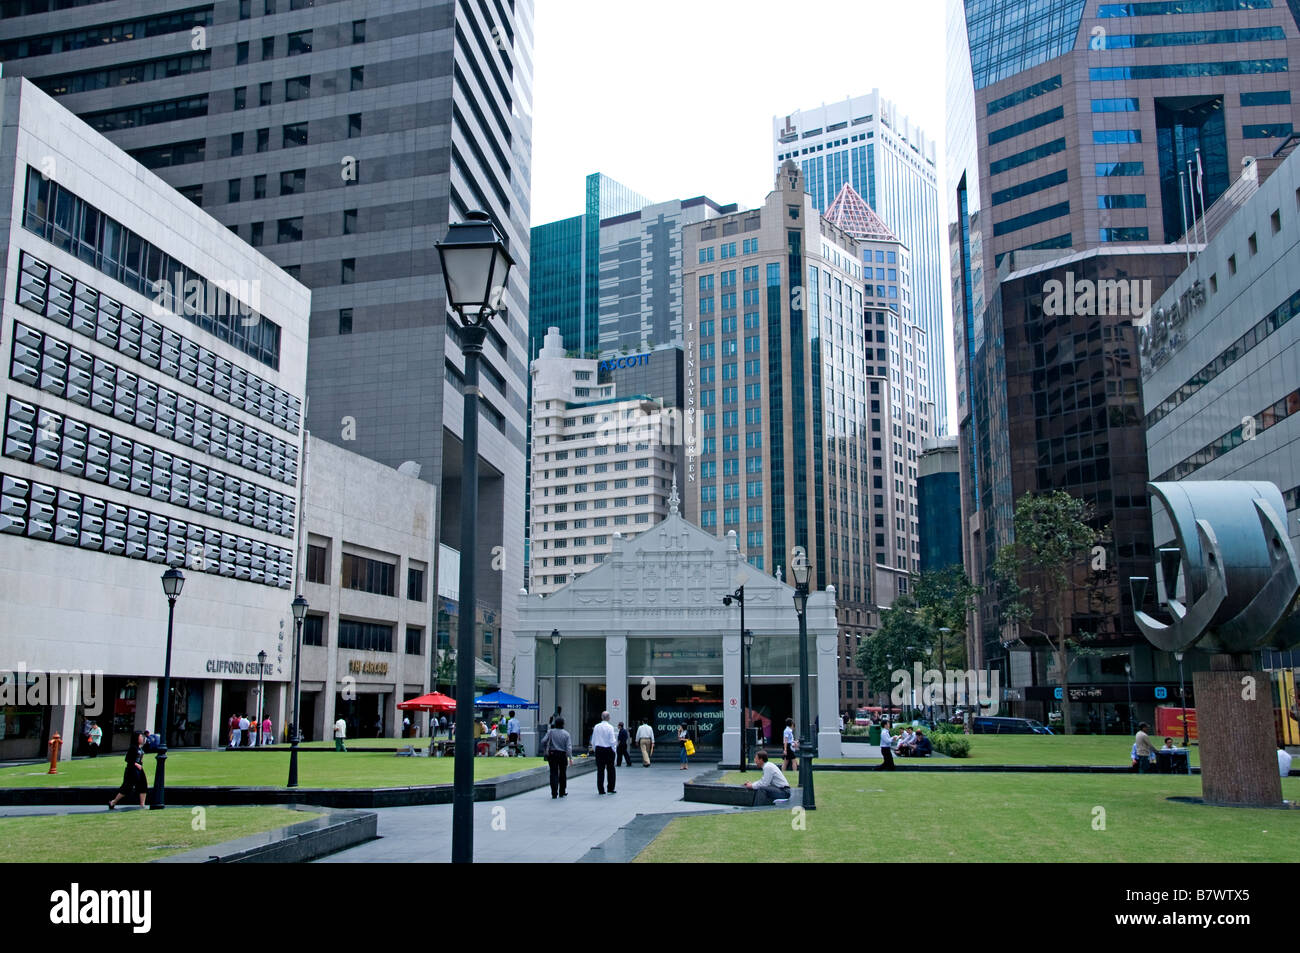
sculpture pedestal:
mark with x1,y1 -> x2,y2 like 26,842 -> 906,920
1195,655 -> 1283,807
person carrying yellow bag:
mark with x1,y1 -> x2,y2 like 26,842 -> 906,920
678,724 -> 692,769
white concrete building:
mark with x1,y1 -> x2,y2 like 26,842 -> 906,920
529,326 -> 678,596
1143,149 -> 1300,555
515,493 -> 843,764
0,78 -> 309,759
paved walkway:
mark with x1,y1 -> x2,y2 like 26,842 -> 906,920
316,761 -> 733,863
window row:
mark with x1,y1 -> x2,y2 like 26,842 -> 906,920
9,320 -> 299,487
21,171 -> 284,371
4,396 -> 297,539
0,472 -> 294,589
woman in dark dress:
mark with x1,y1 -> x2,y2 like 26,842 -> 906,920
108,732 -> 148,809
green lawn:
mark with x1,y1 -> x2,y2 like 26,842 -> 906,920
0,750 -> 539,790
640,772 -> 1300,862
1,807 -> 321,863
836,734 -> 1202,767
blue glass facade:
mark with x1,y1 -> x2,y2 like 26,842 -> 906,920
918,470 -> 963,571
965,0 -> 1087,88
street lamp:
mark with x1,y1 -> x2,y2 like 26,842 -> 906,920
743,628 -> 755,761
938,627 -> 952,722
1124,660 -> 1134,735
256,650 -> 266,747
287,595 -> 307,787
790,548 -> 815,810
151,567 -> 184,810
924,646 -> 934,724
1174,650 -> 1189,747
550,628 -> 562,727
437,209 -> 514,865
723,586 -> 746,770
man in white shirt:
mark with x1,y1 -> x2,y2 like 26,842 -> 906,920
744,749 -> 793,805
333,716 -> 347,752
1279,742 -> 1293,778
876,721 -> 896,771
590,711 -> 619,794
635,720 -> 656,766
238,715 -> 251,748
506,711 -> 520,748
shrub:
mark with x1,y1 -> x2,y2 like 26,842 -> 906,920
932,734 -> 971,758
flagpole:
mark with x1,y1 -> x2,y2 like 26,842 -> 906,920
1178,170 -> 1191,268
1194,148 -> 1208,249
1186,159 -> 1199,261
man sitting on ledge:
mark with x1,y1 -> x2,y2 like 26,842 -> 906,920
913,729 -> 932,757
744,749 -> 793,806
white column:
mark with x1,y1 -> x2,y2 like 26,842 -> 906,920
605,634 -> 627,729
723,632 -> 741,764
51,703 -> 77,761
200,680 -> 223,748
134,678 -> 159,734
516,635 -> 539,754
816,631 -> 842,758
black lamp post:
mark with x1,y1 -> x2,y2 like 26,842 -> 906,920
938,626 -> 951,722
1174,651 -> 1189,747
151,567 -> 184,810
287,595 -> 307,787
924,646 -> 934,724
437,209 -> 514,864
723,586 -> 746,770
256,650 -> 266,747
1124,660 -> 1134,735
550,628 -> 562,731
790,549 -> 815,810
743,628 -> 755,759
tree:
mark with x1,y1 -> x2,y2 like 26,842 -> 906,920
434,645 -> 456,695
855,597 -> 932,709
911,567 -> 980,672
994,490 -> 1104,735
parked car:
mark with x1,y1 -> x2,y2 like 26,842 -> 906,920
970,716 -> 1053,735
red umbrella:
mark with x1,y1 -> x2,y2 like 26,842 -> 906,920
397,691 -> 456,712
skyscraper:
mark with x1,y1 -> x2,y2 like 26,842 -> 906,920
1,0 -> 536,685
683,164 -> 934,711
773,91 -> 948,436
947,0 -> 1300,719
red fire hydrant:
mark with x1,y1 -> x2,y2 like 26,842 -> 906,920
47,732 -> 62,774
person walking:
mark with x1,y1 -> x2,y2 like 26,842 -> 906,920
782,717 -> 798,772
615,722 -> 632,767
334,716 -> 348,752
261,715 -> 272,747
438,714 -> 447,738
86,721 -> 102,758
876,721 -> 896,771
108,732 -> 149,809
238,714 -> 251,748
744,749 -> 793,805
590,710 -> 618,794
635,720 -> 655,767
1133,722 -> 1157,773
541,716 -> 573,798
678,723 -> 690,770
228,713 -> 240,749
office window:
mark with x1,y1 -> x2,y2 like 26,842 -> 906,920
341,258 -> 356,284
256,128 -> 269,152
343,208 -> 357,235
407,566 -> 425,602
302,615 -> 325,647
280,169 -> 305,195
341,553 -> 396,596
240,0 -> 251,19
285,76 -> 311,101
283,122 -> 308,147
337,620 -> 393,653
338,308 -> 352,335
233,87 -> 246,110
259,81 -> 272,107
236,41 -> 249,65
249,221 -> 264,247
1093,129 -> 1142,144
351,66 -> 364,91
405,627 -> 423,656
353,19 -> 366,43
287,30 -> 312,55
1098,193 -> 1146,209
349,113 -> 362,138
230,132 -> 244,156
1100,227 -> 1149,241
227,179 -> 240,203
277,217 -> 302,243
1241,90 -> 1290,107
253,174 -> 267,199
306,543 -> 328,584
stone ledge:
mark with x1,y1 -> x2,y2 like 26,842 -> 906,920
155,806 -> 376,863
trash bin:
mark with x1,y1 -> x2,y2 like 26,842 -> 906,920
868,725 -> 881,746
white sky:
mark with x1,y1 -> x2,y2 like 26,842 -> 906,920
529,0 -> 949,225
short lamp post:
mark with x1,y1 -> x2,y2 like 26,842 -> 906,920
256,650 -> 266,747
743,628 -> 755,758
1124,661 -> 1134,735
723,586 -> 745,769
790,551 -> 816,810
1174,651 -> 1189,747
437,209 -> 514,864
151,567 -> 184,810
287,594 -> 307,788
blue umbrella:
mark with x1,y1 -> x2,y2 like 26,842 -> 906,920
473,690 -> 538,710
